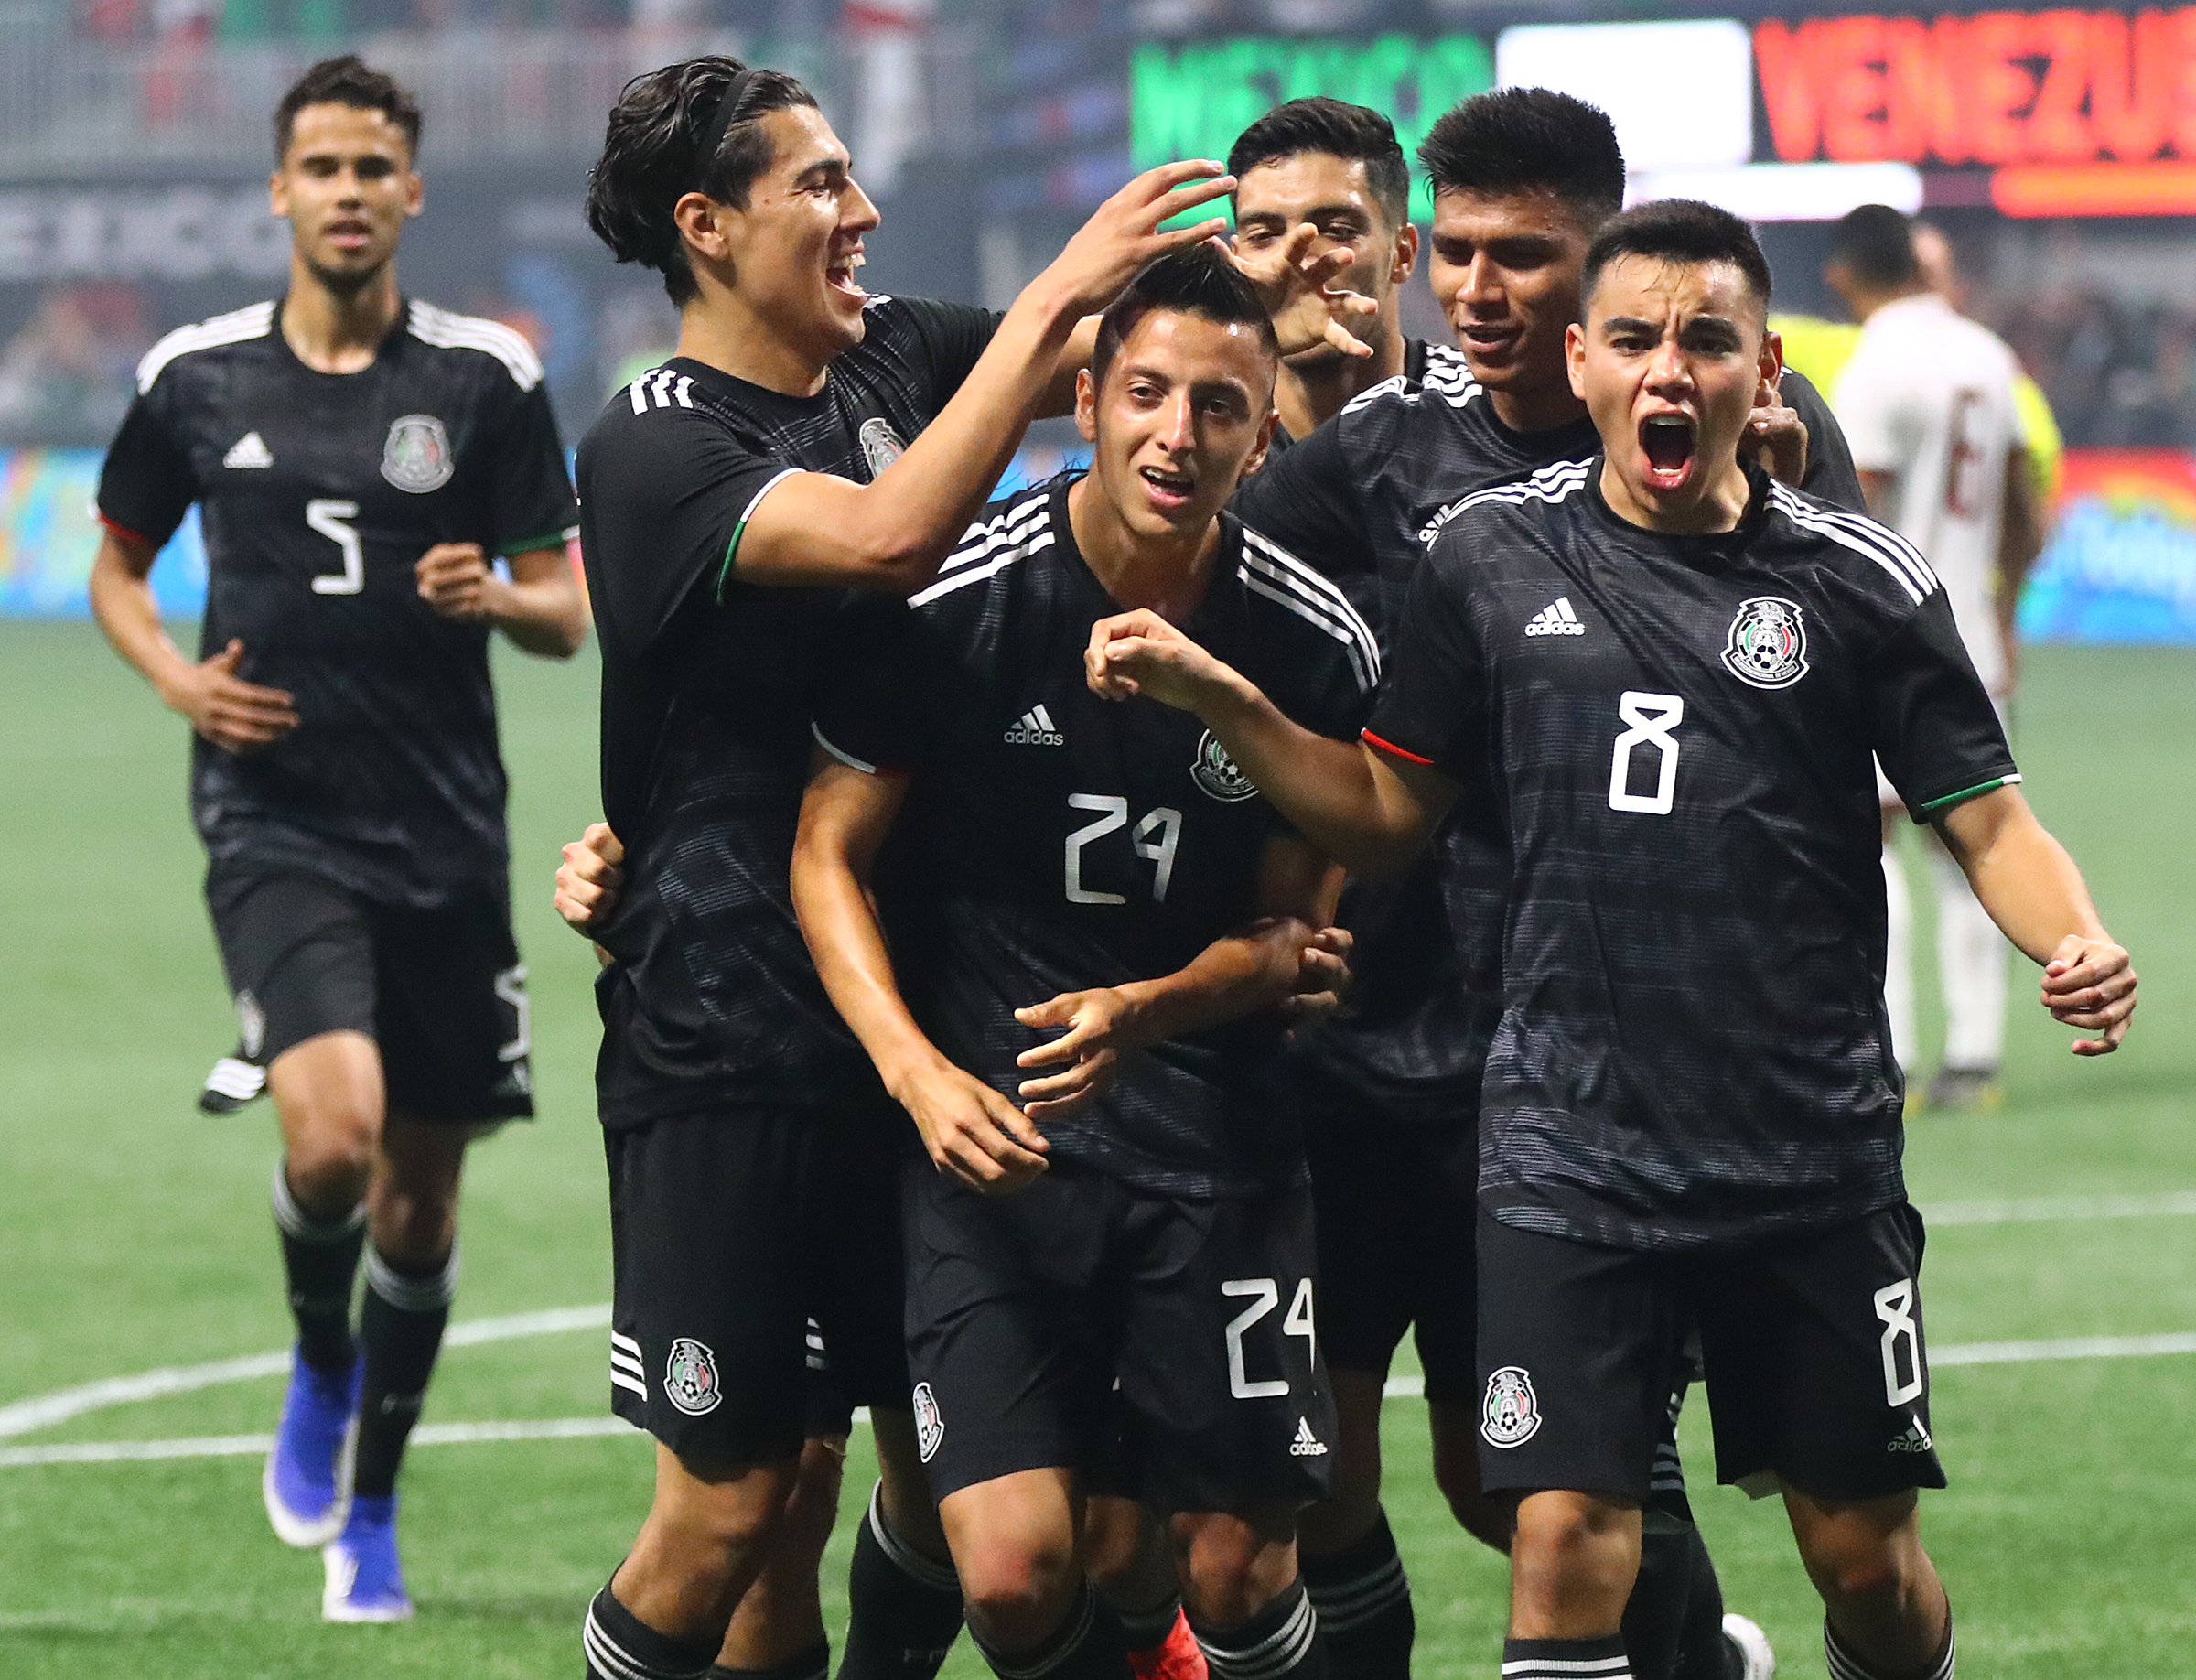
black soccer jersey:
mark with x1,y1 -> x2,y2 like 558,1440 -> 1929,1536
1233,344 -> 1865,1125
576,295 -> 1003,1126
95,299 -> 577,907
814,473 -> 1380,1198
1368,459 -> 2018,1250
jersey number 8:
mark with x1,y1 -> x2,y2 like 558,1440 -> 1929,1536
1609,691 -> 1685,816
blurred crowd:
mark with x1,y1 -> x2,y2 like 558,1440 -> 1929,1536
1983,290 -> 2196,451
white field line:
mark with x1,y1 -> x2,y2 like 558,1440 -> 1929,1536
6,1333 -> 2196,1469
1,1190 -> 2191,1449
0,1305 -> 609,1440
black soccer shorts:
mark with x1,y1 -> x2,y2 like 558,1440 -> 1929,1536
205,863 -> 532,1122
1302,1093 -> 1480,1405
605,1103 -> 908,1461
1475,1203 -> 1946,1504
902,1158 -> 1334,1514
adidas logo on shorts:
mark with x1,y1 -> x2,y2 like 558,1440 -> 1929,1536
1004,704 -> 1064,746
1288,1416 -> 1329,1457
1524,596 -> 1587,637
1888,1416 -> 1935,1453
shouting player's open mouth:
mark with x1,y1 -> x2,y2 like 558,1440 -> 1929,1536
1137,463 -> 1197,515
825,244 -> 867,304
1639,413 -> 1695,491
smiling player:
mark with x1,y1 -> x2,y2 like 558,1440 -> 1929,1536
1084,198 -> 2135,1680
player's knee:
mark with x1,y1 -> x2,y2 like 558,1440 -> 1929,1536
1170,1511 -> 1296,1627
1510,1492 -> 1639,1605
285,1120 -> 377,1210
954,1542 -> 1079,1650
1796,1525 -> 1926,1611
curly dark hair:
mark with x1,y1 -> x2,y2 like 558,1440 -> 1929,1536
586,56 -> 819,307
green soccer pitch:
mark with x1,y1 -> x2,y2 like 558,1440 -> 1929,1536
0,621 -> 2190,1678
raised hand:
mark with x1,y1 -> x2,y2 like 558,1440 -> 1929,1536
1015,987 -> 1138,1120
1034,160 -> 1239,321
1742,375 -> 1810,487
1084,608 -> 1245,714
163,638 -> 298,754
554,821 -> 624,936
1227,221 -> 1379,360
2040,933 -> 2137,1055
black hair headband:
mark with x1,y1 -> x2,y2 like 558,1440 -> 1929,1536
690,67 -> 758,193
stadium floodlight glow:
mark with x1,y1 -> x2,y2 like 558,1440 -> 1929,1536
1628,162 -> 1924,223
1495,19 -> 1754,172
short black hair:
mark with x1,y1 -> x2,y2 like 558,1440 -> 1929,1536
1227,97 -> 1410,230
586,56 -> 820,307
1829,203 -> 1920,289
1090,243 -> 1279,394
274,56 -> 421,162
1416,87 -> 1624,224
1581,199 -> 1773,316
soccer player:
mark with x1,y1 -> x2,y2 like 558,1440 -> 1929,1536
1085,199 -> 2137,1680
1227,98 -> 1419,447
87,55 -> 586,1621
791,243 -> 1375,1680
1826,204 -> 2048,1111
571,58 -> 1368,1680
1225,89 -> 1857,1680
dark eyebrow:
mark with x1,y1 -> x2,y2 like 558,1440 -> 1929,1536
791,154 -> 851,184
1602,315 -> 1660,335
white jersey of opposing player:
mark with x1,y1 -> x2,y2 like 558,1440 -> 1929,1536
1833,292 -> 2022,695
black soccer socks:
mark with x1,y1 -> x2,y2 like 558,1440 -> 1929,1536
1620,1521 -> 1706,1680
1300,1510 -> 1414,1680
1666,1523 -> 1738,1680
586,1583 -> 719,1680
271,1158 -> 365,1373
970,1580 -> 1129,1680
713,1642 -> 831,1680
838,1481 -> 964,1680
1501,1635 -> 1632,1680
1825,1616 -> 1955,1680
351,1243 -> 456,1499
1114,1590 -> 1184,1659
1191,1578 -> 1329,1680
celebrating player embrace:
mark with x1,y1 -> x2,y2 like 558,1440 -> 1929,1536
1088,200 -> 2134,1680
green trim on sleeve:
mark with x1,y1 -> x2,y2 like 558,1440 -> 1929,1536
497,527 -> 577,557
1915,772 -> 2022,818
715,468 -> 802,604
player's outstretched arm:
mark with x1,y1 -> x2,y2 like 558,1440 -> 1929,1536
416,542 -> 586,658
731,162 -> 1238,592
1084,608 -> 1454,877
1015,835 -> 1340,1119
791,754 -> 1050,1191
90,528 -> 299,753
1935,785 -> 2137,1054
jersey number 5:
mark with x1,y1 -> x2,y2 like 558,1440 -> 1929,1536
1608,691 -> 1685,815
1065,794 -> 1182,905
306,499 -> 363,596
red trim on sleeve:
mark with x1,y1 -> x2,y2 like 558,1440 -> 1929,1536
98,512 -> 154,548
1361,728 -> 1435,768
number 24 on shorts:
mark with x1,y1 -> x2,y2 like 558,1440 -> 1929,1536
1222,1276 -> 1315,1399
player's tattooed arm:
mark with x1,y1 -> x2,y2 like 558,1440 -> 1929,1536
1014,837 -> 1342,1118
1934,784 -> 2137,1054
792,753 -> 1051,1192
90,526 -> 299,753
1084,609 -> 1454,877
415,542 -> 586,658
554,821 -> 623,966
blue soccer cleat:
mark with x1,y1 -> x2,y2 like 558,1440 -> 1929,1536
322,1493 -> 414,1622
262,1345 -> 361,1548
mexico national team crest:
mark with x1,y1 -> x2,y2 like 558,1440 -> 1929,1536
1721,595 -> 1809,690
912,1382 -> 945,1461
1480,1365 -> 1542,1448
663,1338 -> 722,1416
1191,728 -> 1258,802
382,413 -> 455,493
859,416 -> 907,480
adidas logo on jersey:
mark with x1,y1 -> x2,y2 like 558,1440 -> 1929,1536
1289,1417 -> 1329,1457
1888,1416 -> 1935,1453
221,431 -> 274,469
1004,704 -> 1063,746
1524,596 -> 1586,637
